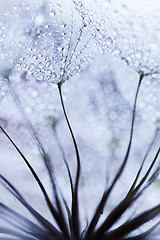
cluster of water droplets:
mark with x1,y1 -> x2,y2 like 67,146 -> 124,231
77,0 -> 160,75
17,0 -> 100,84
0,7 -> 25,77
0,1 -> 46,100
0,1 -> 46,75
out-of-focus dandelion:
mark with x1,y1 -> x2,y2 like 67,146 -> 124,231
0,0 -> 46,102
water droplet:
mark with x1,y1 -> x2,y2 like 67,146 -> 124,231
83,23 -> 87,28
58,46 -> 64,52
28,47 -> 33,52
46,75 -> 52,81
61,24 -> 66,28
45,24 -> 50,29
39,62 -> 45,69
37,74 -> 43,81
49,73 -> 57,83
106,37 -> 113,46
46,69 -> 52,75
35,68 -> 41,74
57,4 -> 61,8
46,60 -> 51,68
62,32 -> 66,36
28,63 -> 35,73
36,28 -> 41,34
17,61 -> 22,67
61,58 -> 66,63
52,73 -> 57,78
22,63 -> 27,71
50,10 -> 56,17
32,55 -> 38,60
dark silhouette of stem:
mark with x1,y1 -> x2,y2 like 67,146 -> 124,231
85,74 -> 144,239
58,82 -> 81,240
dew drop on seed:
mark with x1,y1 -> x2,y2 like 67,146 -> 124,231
17,61 -> 22,67
52,73 -> 57,78
46,75 -> 52,81
57,4 -> 61,8
32,55 -> 38,60
46,60 -> 51,68
45,24 -> 50,29
61,24 -> 66,28
37,74 -> 43,81
39,62 -> 45,69
58,46 -> 64,52
46,69 -> 52,75
34,68 -> 41,74
28,63 -> 35,73
106,37 -> 113,46
61,58 -> 66,63
50,10 -> 56,16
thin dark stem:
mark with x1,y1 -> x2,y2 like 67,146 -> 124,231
94,146 -> 160,239
0,126 -> 69,238
52,127 -> 74,235
52,127 -> 74,198
58,83 -> 81,240
114,74 -> 143,183
6,79 -> 71,235
85,74 -> 144,239
133,147 -> 160,195
128,129 -> 159,194
7,79 -> 62,203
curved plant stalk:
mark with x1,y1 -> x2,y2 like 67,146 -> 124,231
94,146 -> 160,239
121,221 -> 160,240
6,79 -> 59,197
128,129 -> 159,194
58,82 -> 81,240
103,205 -> 160,240
0,74 -> 160,240
0,202 -> 49,236
0,175 -> 62,238
85,74 -> 144,239
0,126 -> 70,239
5,78 -> 71,237
52,124 -> 74,200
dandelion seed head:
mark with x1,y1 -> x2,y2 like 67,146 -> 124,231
79,0 -> 160,75
18,0 -> 101,85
